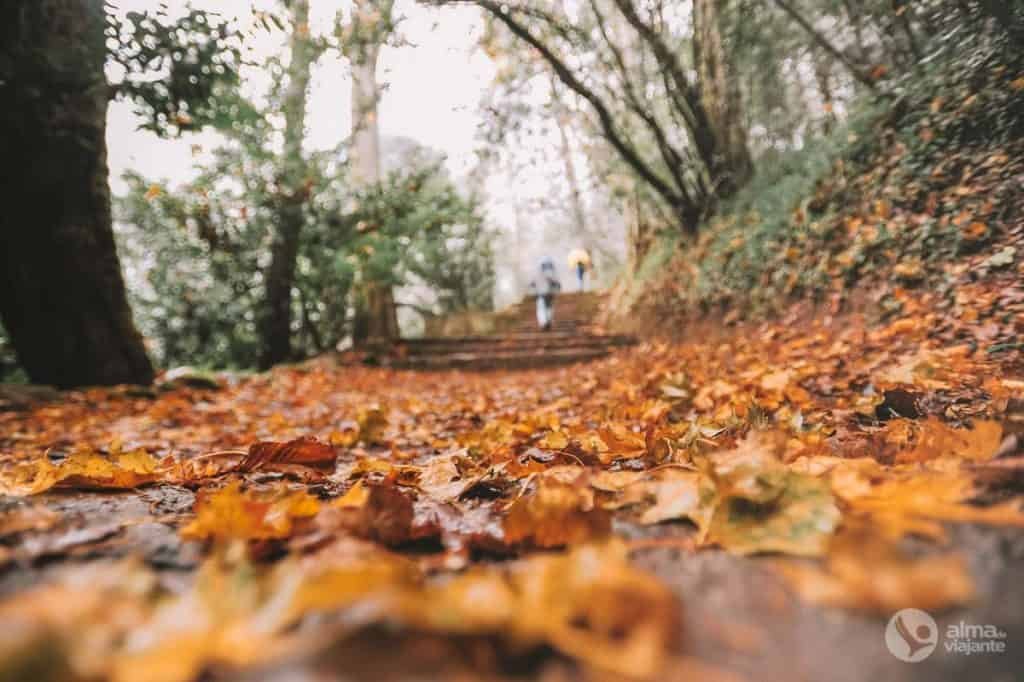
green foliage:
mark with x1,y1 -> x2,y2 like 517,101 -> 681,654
117,166 -> 267,369
342,165 -> 495,314
106,5 -> 257,136
116,150 -> 493,369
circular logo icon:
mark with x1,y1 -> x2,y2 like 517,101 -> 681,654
886,608 -> 939,662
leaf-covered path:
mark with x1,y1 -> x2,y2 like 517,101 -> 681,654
1,271 -> 1023,681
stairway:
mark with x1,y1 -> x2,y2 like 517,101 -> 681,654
382,292 -> 635,371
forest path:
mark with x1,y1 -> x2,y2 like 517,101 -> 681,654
380,291 -> 636,370
0,271 -> 1023,681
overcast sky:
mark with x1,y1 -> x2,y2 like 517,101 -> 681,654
107,0 -> 495,191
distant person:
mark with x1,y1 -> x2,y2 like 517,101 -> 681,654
528,257 -> 562,331
567,248 -> 591,292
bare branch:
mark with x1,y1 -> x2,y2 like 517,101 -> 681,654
770,0 -> 879,90
456,0 -> 700,228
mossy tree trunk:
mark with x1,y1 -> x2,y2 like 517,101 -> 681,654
693,0 -> 753,194
0,0 -> 155,388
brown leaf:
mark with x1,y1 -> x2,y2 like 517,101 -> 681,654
328,481 -> 418,546
504,477 -> 611,548
237,436 -> 336,472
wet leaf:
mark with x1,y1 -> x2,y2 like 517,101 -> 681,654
708,470 -> 840,557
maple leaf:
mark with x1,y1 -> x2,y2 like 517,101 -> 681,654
697,434 -> 840,556
838,467 -> 1024,540
708,470 -> 839,557
326,480 -> 418,545
896,418 -> 1002,463
415,452 -> 481,501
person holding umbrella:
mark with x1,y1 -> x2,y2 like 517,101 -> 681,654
567,248 -> 591,292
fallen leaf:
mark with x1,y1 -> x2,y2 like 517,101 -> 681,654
504,477 -> 611,548
0,450 -> 163,496
181,481 -> 320,541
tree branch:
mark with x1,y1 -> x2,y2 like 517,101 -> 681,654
589,0 -> 693,202
770,0 -> 879,90
609,0 -> 722,198
424,0 -> 697,229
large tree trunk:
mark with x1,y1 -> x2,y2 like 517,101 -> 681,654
0,0 -> 155,388
260,0 -> 314,369
347,4 -> 399,346
693,0 -> 753,194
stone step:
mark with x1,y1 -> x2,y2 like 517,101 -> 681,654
506,324 -> 588,333
395,334 -> 634,356
385,346 -> 612,371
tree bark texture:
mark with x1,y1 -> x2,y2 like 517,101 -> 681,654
261,0 -> 314,369
693,0 -> 753,192
0,0 -> 155,388
347,3 -> 399,345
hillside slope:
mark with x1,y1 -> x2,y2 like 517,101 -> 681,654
620,33 -> 1023,342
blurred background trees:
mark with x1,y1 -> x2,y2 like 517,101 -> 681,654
2,0 -> 1020,383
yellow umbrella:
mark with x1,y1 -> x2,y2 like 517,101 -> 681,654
567,248 -> 591,269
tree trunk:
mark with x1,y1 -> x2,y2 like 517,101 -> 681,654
347,4 -> 399,346
693,0 -> 753,193
352,281 -> 399,345
0,0 -> 155,388
260,0 -> 314,369
350,46 -> 382,186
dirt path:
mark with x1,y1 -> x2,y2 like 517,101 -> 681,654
1,276 -> 1022,680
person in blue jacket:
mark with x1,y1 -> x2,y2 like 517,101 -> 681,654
528,258 -> 562,330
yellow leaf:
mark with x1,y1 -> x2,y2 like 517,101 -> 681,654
0,449 -> 162,496
181,481 -> 319,541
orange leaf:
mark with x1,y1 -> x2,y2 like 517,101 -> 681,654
237,436 -> 336,472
